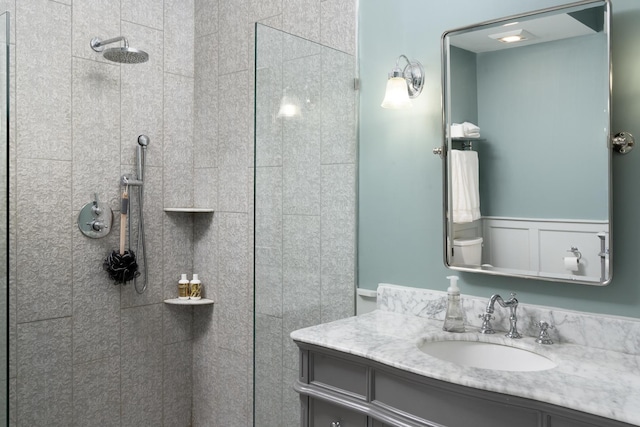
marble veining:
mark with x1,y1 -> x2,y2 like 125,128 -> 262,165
292,284 -> 640,425
377,283 -> 640,355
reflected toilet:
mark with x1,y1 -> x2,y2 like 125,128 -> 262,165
452,237 -> 483,266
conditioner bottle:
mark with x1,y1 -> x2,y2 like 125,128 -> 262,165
189,274 -> 202,300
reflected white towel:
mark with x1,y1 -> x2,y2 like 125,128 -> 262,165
450,123 -> 464,138
451,150 -> 481,223
462,121 -> 480,138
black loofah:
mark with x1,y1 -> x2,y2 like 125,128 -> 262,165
103,250 -> 140,284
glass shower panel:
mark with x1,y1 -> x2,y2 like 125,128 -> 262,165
254,23 -> 356,426
0,11 -> 8,425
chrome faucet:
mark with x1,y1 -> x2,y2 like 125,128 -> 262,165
480,293 -> 522,338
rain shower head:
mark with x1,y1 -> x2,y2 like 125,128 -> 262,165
90,36 -> 149,64
103,47 -> 148,64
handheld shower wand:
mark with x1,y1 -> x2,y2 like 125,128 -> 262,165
137,134 -> 149,180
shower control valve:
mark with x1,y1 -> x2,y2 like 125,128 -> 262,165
78,193 -> 113,239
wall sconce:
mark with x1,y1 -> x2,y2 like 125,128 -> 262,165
381,55 -> 425,109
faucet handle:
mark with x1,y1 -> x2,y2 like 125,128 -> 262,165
536,321 -> 554,345
537,320 -> 553,330
478,313 -> 495,334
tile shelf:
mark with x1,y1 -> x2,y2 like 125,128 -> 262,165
163,207 -> 215,213
164,298 -> 214,305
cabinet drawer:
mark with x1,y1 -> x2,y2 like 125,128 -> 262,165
546,413 -> 631,427
373,371 -> 541,427
310,352 -> 368,399
547,415 -> 600,427
310,398 -> 367,427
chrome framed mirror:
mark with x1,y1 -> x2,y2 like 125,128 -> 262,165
441,0 -> 611,285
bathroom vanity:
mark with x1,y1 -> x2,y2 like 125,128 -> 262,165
295,343 -> 633,427
291,285 -> 640,427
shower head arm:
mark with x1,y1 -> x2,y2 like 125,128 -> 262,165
90,36 -> 129,52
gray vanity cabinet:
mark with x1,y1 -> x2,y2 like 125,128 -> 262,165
294,342 -> 635,427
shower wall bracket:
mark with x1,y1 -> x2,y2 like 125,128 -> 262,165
121,174 -> 143,187
78,193 -> 113,238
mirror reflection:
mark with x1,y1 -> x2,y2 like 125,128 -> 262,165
442,0 -> 611,285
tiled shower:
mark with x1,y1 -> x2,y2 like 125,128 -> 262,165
8,0 -> 356,426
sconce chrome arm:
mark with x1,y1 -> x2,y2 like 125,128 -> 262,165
391,54 -> 424,99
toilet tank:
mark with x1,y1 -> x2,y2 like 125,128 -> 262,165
452,237 -> 483,266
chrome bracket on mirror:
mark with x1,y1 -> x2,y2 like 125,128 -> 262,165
612,131 -> 634,154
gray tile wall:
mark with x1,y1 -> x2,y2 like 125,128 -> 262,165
9,0 -> 356,426
11,0 -> 195,425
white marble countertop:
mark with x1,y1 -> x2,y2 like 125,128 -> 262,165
291,309 -> 640,426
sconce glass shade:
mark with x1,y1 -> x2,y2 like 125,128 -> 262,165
381,55 -> 424,109
381,76 -> 412,109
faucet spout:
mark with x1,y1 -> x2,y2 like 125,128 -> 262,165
484,293 -> 521,339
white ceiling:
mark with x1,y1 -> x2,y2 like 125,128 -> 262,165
449,13 -> 598,53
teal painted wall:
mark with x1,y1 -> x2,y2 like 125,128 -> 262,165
450,46 -> 478,125
475,35 -> 608,219
358,0 -> 640,318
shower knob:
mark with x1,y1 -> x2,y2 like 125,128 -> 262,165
88,220 -> 106,232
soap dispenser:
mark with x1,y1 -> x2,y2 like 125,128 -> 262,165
443,275 -> 465,332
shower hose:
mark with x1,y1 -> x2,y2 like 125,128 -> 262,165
133,182 -> 147,294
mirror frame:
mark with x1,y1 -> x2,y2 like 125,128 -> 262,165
440,0 -> 612,285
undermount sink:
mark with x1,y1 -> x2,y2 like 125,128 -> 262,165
417,339 -> 557,372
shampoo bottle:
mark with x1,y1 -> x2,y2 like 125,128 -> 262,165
443,275 -> 465,332
178,274 -> 190,300
189,274 -> 202,300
